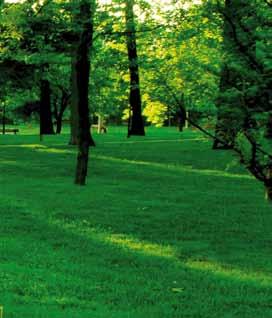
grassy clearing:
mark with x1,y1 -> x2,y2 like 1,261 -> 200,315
0,126 -> 272,317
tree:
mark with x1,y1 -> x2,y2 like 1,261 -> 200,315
125,0 -> 145,136
40,68 -> 54,135
138,0 -> 221,130
213,0 -> 250,149
212,0 -> 272,200
0,0 -> 72,135
74,0 -> 96,185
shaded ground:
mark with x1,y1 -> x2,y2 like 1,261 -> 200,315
0,126 -> 272,317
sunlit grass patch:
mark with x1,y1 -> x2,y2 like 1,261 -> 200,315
50,218 -> 176,259
35,147 -> 74,154
94,154 -> 252,180
186,260 -> 272,287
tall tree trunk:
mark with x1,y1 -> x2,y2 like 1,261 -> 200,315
74,0 -> 94,185
265,166 -> 272,201
40,77 -> 54,135
69,5 -> 95,147
56,117 -> 62,134
69,52 -> 80,144
2,103 -> 6,134
177,95 -> 186,132
264,113 -> 272,138
125,0 -> 145,137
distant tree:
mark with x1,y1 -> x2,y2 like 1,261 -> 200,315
40,68 -> 54,135
0,0 -> 72,135
139,1 -> 221,130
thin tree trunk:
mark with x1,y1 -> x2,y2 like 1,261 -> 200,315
55,90 -> 70,134
74,0 -> 94,185
125,0 -> 145,137
56,117 -> 62,134
177,99 -> 186,132
69,51 -> 80,144
264,113 -> 272,138
40,77 -> 54,135
2,103 -> 6,134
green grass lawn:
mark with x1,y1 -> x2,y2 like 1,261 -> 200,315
1,126 -> 272,317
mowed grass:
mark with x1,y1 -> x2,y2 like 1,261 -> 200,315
1,125 -> 272,318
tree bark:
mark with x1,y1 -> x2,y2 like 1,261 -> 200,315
264,113 -> 272,138
56,90 -> 70,134
40,77 -> 54,135
74,0 -> 94,185
177,97 -> 186,132
125,0 -> 145,137
69,51 -> 95,146
69,51 -> 80,144
69,5 -> 95,147
2,103 -> 6,134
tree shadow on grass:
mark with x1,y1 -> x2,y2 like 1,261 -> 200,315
1,200 -> 272,318
1,142 -> 272,317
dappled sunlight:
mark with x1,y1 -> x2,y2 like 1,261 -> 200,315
1,143 -> 248,181
102,234 -> 175,258
0,144 -> 75,155
0,144 -> 74,154
0,144 -> 47,149
35,147 -> 74,154
94,155 -> 252,180
186,260 -> 272,286
50,219 -> 176,259
50,218 -> 272,287
104,138 -> 207,145
0,159 -> 17,165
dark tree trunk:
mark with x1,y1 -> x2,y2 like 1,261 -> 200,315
54,89 -> 70,134
74,0 -> 94,185
2,104 -> 6,134
265,113 -> 272,138
69,52 -> 80,145
69,47 -> 95,146
177,97 -> 186,132
56,117 -> 62,134
125,0 -> 145,137
40,78 -> 54,135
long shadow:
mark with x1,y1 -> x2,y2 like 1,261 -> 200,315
1,138 -> 272,309
1,199 -> 272,318
0,130 -> 245,176
0,143 -> 250,182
